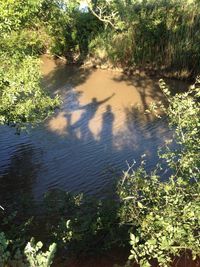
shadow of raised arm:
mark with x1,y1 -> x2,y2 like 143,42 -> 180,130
97,93 -> 115,105
78,93 -> 115,110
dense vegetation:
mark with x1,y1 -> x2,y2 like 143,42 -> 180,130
0,0 -> 60,131
0,0 -> 200,266
87,0 -> 200,79
2,0 -> 200,78
118,79 -> 200,266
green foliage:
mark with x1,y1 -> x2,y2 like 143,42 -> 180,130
0,0 -> 46,56
24,238 -> 56,267
0,56 -> 59,129
0,190 -> 122,262
89,0 -> 200,77
36,0 -> 102,60
0,232 -> 10,267
0,231 -> 56,267
89,29 -> 134,67
118,79 -> 200,266
37,0 -> 75,56
120,168 -> 200,266
159,79 -> 200,179
3,0 -> 199,77
0,0 -> 60,129
43,190 -> 123,255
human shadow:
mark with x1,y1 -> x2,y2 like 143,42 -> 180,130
44,74 -> 172,197
99,105 -> 115,154
71,94 -> 115,141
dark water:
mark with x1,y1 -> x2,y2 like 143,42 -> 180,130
0,55 -> 190,205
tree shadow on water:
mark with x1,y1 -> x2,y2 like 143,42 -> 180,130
112,105 -> 172,182
0,144 -> 42,214
112,73 -> 167,116
41,55 -> 95,95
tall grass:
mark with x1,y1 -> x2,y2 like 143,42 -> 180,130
88,0 -> 200,78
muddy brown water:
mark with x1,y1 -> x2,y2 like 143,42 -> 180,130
0,55 -> 190,205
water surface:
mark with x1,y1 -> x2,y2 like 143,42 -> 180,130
0,55 -> 189,205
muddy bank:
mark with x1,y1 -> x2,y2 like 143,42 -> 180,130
50,52 -> 195,81
83,57 -> 195,81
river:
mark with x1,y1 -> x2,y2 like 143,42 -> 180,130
0,55 -> 190,206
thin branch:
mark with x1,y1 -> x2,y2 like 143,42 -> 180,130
86,0 -> 119,30
121,160 -> 136,185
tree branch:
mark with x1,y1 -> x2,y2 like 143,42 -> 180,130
86,0 -> 119,30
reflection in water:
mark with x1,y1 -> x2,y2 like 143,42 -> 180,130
0,55 -> 191,202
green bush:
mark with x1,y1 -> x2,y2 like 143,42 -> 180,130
0,55 -> 59,130
0,0 -> 60,130
118,79 -> 200,266
24,238 -> 56,267
0,232 -> 56,267
88,0 -> 200,77
0,232 -> 10,267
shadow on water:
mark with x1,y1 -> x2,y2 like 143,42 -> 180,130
41,68 -> 173,199
0,57 -> 197,266
112,72 -> 190,106
70,94 -> 115,142
0,57 -> 182,203
112,73 -> 166,112
40,55 -> 95,94
0,144 -> 42,211
99,105 -> 115,154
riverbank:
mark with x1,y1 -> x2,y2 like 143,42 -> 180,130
50,53 -> 195,82
83,56 -> 196,82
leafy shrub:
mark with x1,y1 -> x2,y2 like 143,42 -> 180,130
0,55 -> 59,130
24,238 -> 56,267
89,29 -> 134,67
0,0 -> 60,130
0,231 -> 56,267
43,190 -> 123,255
118,79 -> 200,266
88,0 -> 200,77
0,232 -> 10,267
